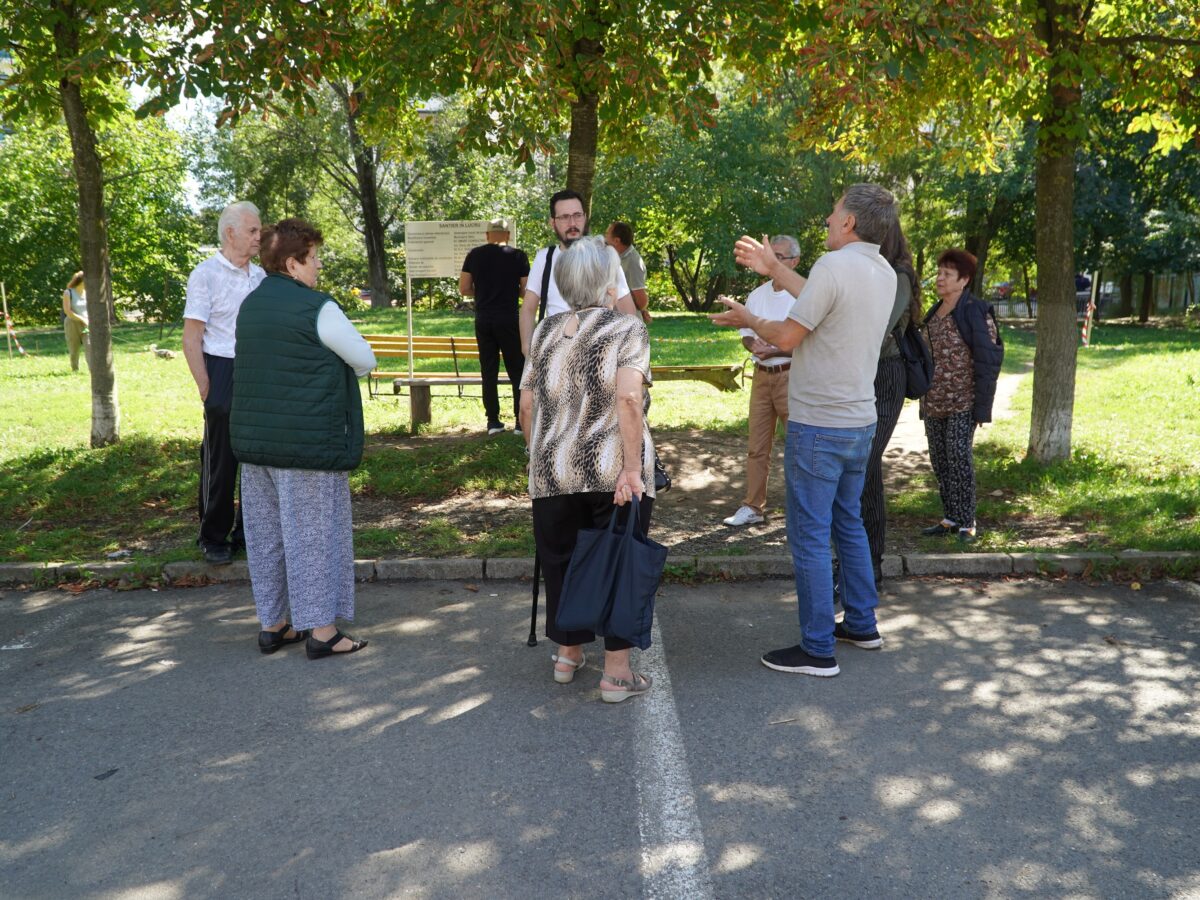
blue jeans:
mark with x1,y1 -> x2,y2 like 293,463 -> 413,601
785,421 -> 879,657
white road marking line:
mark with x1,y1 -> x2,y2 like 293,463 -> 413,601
635,617 -> 716,900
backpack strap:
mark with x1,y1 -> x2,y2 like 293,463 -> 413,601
538,245 -> 555,323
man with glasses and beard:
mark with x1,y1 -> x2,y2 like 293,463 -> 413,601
520,190 -> 638,356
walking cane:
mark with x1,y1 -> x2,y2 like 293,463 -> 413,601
527,552 -> 540,646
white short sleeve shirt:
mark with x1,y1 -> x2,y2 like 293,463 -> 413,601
739,281 -> 796,366
527,246 -> 630,318
184,252 -> 266,358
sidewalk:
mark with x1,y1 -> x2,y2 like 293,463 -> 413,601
2,576 -> 1197,898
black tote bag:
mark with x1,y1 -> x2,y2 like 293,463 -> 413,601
555,497 -> 668,650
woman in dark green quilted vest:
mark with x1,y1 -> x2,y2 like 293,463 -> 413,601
231,218 -> 377,660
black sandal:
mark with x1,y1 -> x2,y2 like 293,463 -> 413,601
305,630 -> 368,660
258,626 -> 310,655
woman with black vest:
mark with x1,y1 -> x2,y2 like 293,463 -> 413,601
920,249 -> 1004,544
231,219 -> 376,659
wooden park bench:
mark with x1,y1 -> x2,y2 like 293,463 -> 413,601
361,333 -> 743,432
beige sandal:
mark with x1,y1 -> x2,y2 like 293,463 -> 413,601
551,652 -> 587,684
600,672 -> 653,703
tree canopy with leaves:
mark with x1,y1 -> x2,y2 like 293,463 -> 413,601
1,0 -> 175,445
594,93 -> 848,310
357,0 -> 727,210
736,0 -> 1200,462
0,110 -> 197,325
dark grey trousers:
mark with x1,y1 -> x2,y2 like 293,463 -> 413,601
860,355 -> 907,567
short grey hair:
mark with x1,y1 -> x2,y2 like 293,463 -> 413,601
553,236 -> 621,311
840,184 -> 897,245
217,201 -> 260,246
770,234 -> 801,258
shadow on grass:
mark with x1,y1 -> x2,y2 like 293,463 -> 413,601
354,431 -> 529,500
975,443 -> 1200,550
0,435 -> 197,560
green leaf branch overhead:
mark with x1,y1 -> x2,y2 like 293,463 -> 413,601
731,0 -> 1199,464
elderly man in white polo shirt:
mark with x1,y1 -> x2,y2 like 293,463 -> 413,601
723,234 -> 802,527
182,201 -> 264,565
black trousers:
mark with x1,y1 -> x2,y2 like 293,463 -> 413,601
532,491 -> 655,651
475,317 -> 524,425
198,353 -> 242,550
860,355 -> 907,568
925,411 -> 978,529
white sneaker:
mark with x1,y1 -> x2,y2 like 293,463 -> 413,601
723,505 -> 764,527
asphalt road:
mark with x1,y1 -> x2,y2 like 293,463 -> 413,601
2,575 -> 1197,899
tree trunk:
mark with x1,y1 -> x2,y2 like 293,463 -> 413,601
1027,10 -> 1081,465
664,244 -> 700,309
1138,272 -> 1154,323
702,272 -> 728,312
1021,264 -> 1034,318
964,193 -> 991,296
1119,272 -> 1132,317
55,2 -> 119,447
566,90 -> 598,213
565,33 -> 602,213
342,87 -> 392,309
965,229 -> 991,297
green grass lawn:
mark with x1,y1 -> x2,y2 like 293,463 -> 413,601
974,321 -> 1200,550
2,311 -> 1197,562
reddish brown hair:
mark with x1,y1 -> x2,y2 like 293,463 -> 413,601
937,248 -> 977,284
261,218 -> 323,274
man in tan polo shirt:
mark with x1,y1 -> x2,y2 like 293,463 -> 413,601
723,234 -> 801,527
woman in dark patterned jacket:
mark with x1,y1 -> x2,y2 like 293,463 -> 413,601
920,248 -> 1004,544
519,236 -> 657,703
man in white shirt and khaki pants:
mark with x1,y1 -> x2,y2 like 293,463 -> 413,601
723,235 -> 801,527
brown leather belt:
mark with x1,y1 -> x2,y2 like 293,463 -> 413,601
756,361 -> 791,374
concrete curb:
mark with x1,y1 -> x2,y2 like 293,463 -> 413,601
696,555 -> 793,578
1010,552 -> 1115,575
2,552 -> 1197,589
905,553 -> 1014,576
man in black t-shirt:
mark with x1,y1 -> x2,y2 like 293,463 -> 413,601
460,219 -> 531,434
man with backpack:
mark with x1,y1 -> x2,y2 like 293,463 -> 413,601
520,190 -> 637,356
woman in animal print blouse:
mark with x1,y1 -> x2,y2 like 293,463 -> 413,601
519,236 -> 657,704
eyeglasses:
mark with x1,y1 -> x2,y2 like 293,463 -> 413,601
774,253 -> 799,261
552,212 -> 587,224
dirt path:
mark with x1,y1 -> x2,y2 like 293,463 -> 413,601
361,368 -> 1035,558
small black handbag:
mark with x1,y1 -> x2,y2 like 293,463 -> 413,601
555,497 -> 668,650
893,320 -> 935,400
